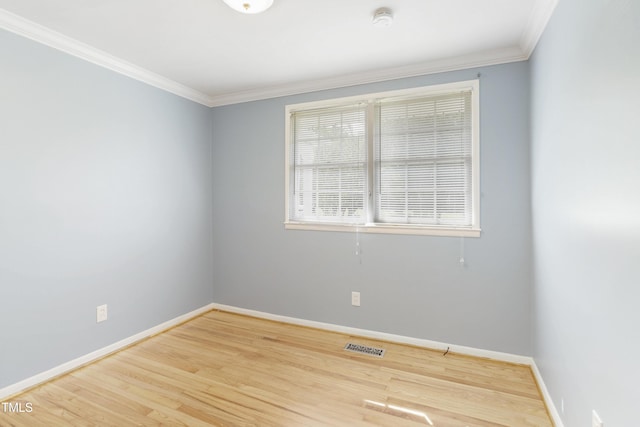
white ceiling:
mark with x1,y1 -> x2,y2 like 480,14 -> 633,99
0,0 -> 557,106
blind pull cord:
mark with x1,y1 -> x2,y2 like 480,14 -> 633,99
355,227 -> 363,265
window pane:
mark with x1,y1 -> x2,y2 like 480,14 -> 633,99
375,91 -> 473,227
291,106 -> 366,223
286,81 -> 478,235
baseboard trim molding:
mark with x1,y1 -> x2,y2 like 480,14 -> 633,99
531,360 -> 565,427
0,303 -> 215,400
213,303 -> 565,425
2,301 -> 563,427
211,303 -> 531,365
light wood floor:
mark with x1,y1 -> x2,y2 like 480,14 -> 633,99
1,310 -> 553,426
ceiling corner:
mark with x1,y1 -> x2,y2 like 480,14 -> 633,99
519,0 -> 559,58
0,8 -> 213,107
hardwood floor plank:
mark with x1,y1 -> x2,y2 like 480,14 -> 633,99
0,310 -> 553,426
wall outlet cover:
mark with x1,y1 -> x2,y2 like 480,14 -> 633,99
96,304 -> 108,323
351,291 -> 361,307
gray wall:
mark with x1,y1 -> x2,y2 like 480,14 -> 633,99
530,0 -> 640,425
0,30 -> 213,388
211,62 -> 533,355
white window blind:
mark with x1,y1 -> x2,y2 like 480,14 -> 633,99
291,104 -> 367,223
375,91 -> 473,226
285,80 -> 479,237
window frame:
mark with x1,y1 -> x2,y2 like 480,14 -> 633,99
284,80 -> 481,237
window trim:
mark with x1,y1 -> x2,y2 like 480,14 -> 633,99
284,80 -> 481,237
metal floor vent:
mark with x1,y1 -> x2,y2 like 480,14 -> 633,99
344,343 -> 385,358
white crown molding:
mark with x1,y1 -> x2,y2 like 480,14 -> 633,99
0,8 -> 214,107
519,0 -> 559,57
2,1 -> 555,109
209,46 -> 528,107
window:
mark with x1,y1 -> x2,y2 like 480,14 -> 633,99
285,80 -> 480,237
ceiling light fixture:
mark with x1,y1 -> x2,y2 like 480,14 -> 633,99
372,7 -> 393,27
223,0 -> 273,14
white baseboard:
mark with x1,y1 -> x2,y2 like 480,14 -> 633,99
213,303 -> 564,426
1,301 -> 563,427
0,303 -> 215,400
531,360 -> 565,427
211,303 -> 532,364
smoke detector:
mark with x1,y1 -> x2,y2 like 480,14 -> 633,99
223,0 -> 273,14
372,7 -> 393,27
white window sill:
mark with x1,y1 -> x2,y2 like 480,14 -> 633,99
284,222 -> 481,237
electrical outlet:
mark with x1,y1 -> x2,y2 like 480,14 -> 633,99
592,410 -> 603,427
351,291 -> 361,307
96,304 -> 108,323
